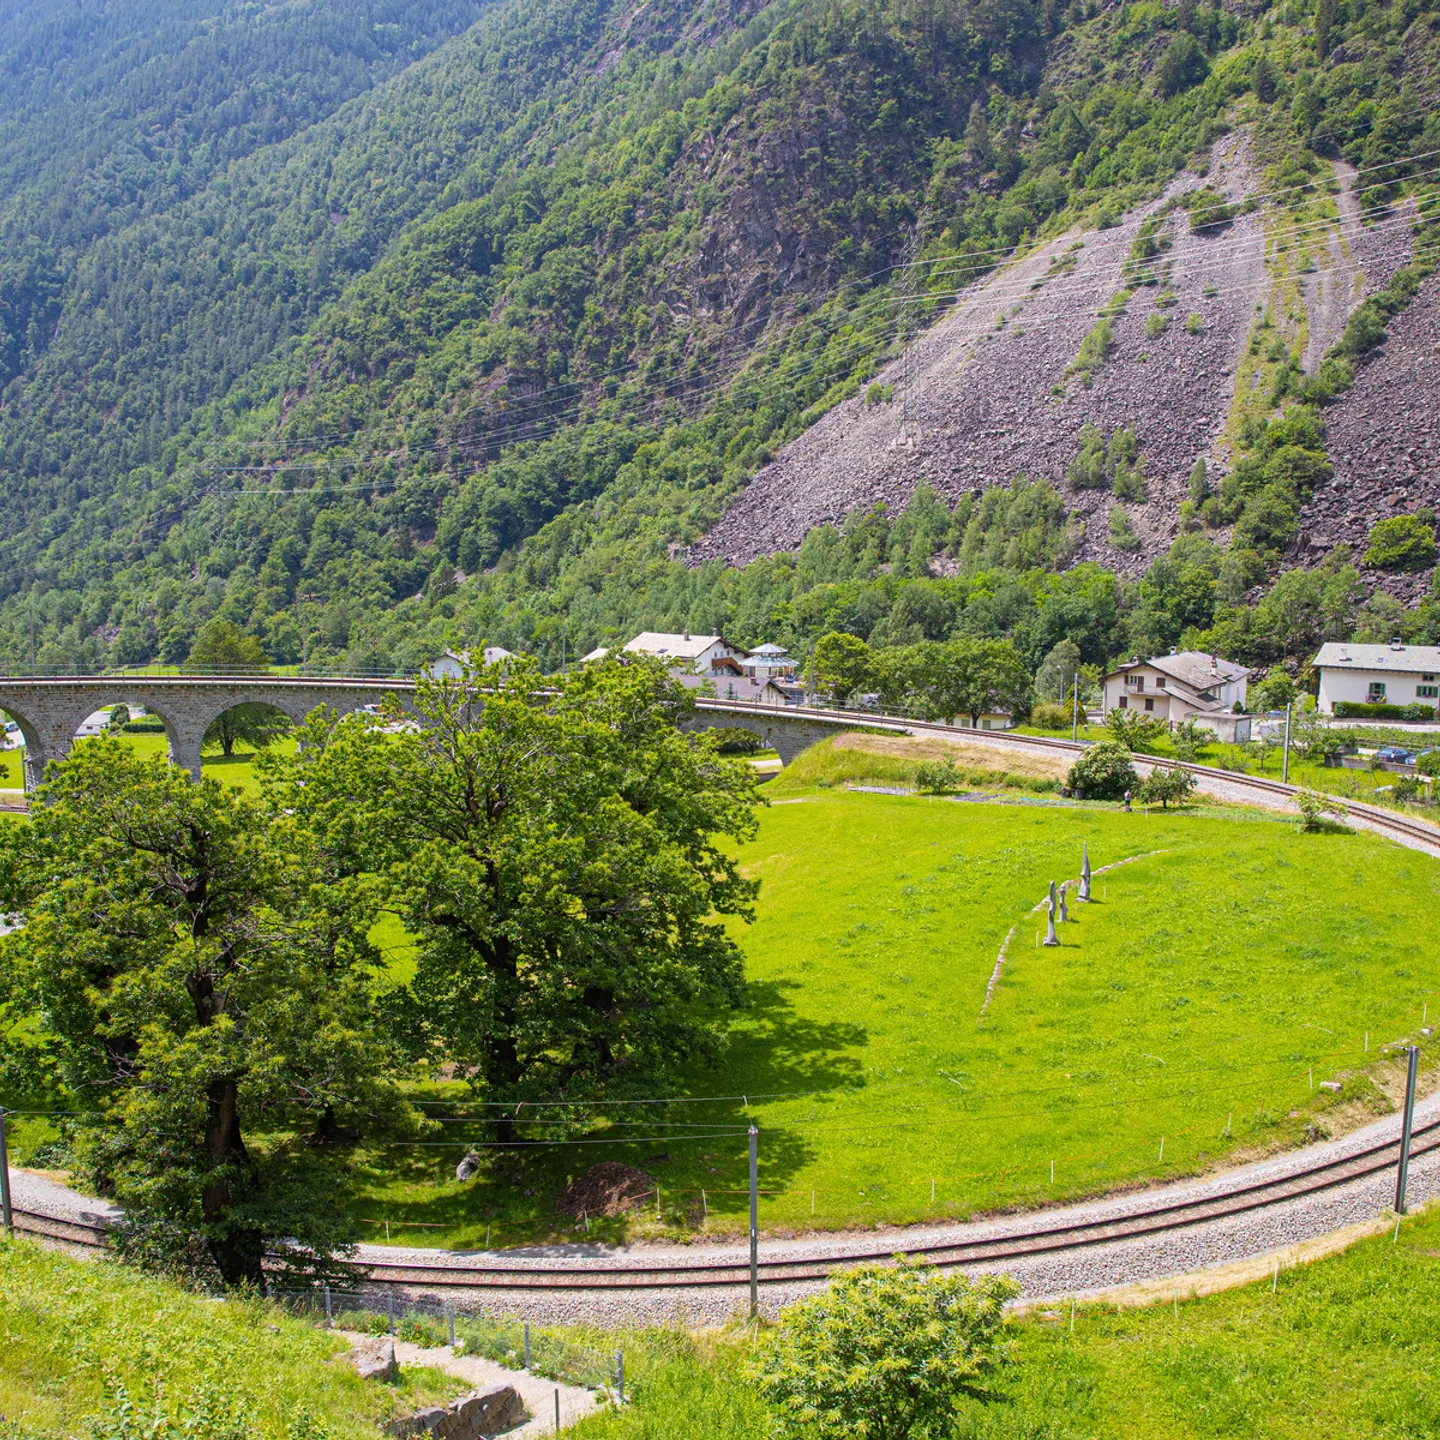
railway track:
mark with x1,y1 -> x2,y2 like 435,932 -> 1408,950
704,701 -> 1440,856
17,1115 -> 1435,1293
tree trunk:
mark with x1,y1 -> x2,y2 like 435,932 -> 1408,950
202,1075 -> 264,1287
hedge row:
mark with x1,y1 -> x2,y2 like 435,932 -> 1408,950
1332,702 -> 1436,721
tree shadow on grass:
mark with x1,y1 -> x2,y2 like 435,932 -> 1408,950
351,979 -> 867,1253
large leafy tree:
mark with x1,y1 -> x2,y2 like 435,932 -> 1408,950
204,702 -> 293,759
270,656 -> 761,1127
0,740 -> 409,1286
186,621 -> 269,674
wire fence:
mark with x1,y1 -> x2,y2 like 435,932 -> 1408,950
268,1286 -> 623,1394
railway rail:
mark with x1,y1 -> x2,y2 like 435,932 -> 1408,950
702,700 -> 1440,856
15,1115 -> 1436,1293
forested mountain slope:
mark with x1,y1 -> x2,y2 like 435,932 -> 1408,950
0,0 -> 1437,680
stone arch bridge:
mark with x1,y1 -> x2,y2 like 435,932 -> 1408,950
0,678 -> 896,789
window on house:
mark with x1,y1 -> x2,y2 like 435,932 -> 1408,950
1144,698 -> 1154,712
1125,675 -> 1145,691
1367,682 -> 1387,703
1155,676 -> 1166,688
1419,685 -> 1439,699
1118,696 -> 1128,709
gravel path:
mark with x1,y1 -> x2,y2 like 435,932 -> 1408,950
341,1334 -> 601,1434
332,1086 -> 1438,1326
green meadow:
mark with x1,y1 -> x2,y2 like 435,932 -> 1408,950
337,781 -> 1437,1248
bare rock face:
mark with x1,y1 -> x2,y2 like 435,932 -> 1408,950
383,1385 -> 528,1438
351,1336 -> 398,1382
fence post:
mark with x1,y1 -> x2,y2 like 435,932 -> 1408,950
324,1285 -> 332,1327
749,1124 -> 759,1319
387,1293 -> 394,1335
617,1350 -> 624,1405
0,1107 -> 13,1236
1396,1043 -> 1420,1215
525,1320 -> 531,1370
449,1303 -> 455,1349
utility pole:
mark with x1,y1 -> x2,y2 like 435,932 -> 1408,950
806,639 -> 815,709
561,623 -> 567,675
1072,673 -> 1080,743
0,1106 -> 13,1236
1395,1043 -> 1419,1216
748,1125 -> 759,1318
1282,702 -> 1292,785
28,596 -> 35,675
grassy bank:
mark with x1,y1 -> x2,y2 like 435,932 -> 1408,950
567,1202 -> 1440,1439
0,1241 -> 462,1437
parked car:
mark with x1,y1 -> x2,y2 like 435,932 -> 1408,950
1375,746 -> 1415,763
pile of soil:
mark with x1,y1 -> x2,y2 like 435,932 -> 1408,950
555,1162 -> 657,1218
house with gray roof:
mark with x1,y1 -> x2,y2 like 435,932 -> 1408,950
1101,651 -> 1253,742
1313,640 -> 1440,714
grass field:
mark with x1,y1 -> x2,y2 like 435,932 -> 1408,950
329,775 -> 1437,1249
0,1240 -> 462,1438
565,1202 -> 1440,1439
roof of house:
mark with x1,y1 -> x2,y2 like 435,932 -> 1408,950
580,646 -> 611,663
1313,642 -> 1440,675
1108,651 -> 1250,688
622,631 -> 747,660
749,643 -> 791,657
674,673 -> 785,702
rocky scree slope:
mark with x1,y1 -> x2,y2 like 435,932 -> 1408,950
692,140 -> 1423,575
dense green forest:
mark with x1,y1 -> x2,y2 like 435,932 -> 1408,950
0,0 -> 1437,679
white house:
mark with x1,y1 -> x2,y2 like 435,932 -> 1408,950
422,646 -> 514,678
1313,640 -> 1440,713
1101,652 -> 1253,742
621,631 -> 749,677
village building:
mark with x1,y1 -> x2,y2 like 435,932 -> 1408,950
1312,640 -> 1440,714
621,631 -> 749,677
422,646 -> 514,678
742,643 -> 798,681
1101,651 -> 1253,743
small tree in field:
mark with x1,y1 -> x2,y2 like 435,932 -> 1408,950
1104,709 -> 1168,753
1296,789 -> 1348,831
1138,768 -> 1196,810
748,1258 -> 1018,1439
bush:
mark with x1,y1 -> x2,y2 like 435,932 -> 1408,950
1104,709 -> 1169,752
1363,515 -> 1437,572
747,1257 -> 1019,1440
122,718 -> 168,733
1332,702 -> 1437,721
914,758 -> 961,793
1030,701 -> 1071,731
1138,768 -> 1196,809
709,726 -> 764,755
1296,789 -> 1348,831
1066,741 -> 1139,799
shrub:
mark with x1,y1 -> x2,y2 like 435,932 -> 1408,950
1332,702 -> 1437,721
1138,768 -> 1196,809
914,758 -> 960,793
747,1257 -> 1019,1440
1066,741 -> 1139,799
122,718 -> 168,733
1105,709 -> 1168,752
1145,311 -> 1170,338
1363,515 -> 1437,572
1418,752 -> 1440,778
709,726 -> 763,755
1108,505 -> 1141,550
1030,701 -> 1071,731
1185,311 -> 1204,334
1296,789 -> 1348,831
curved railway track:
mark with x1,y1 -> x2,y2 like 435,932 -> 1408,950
697,700 -> 1440,856
15,1114 -> 1436,1292
9,700 -> 1438,1302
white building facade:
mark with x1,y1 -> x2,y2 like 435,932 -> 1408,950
1101,652 -> 1252,741
621,632 -> 749,677
1313,641 -> 1440,713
